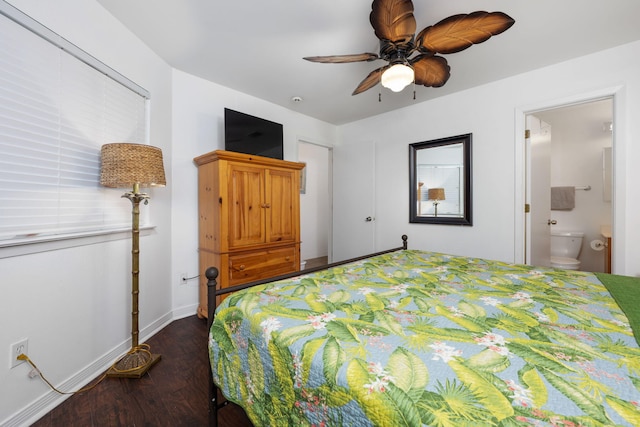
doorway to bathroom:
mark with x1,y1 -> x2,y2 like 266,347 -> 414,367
524,97 -> 613,273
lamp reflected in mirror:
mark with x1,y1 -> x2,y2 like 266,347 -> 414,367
427,188 -> 445,217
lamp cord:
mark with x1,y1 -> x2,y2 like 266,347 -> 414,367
15,343 -> 152,395
17,354 -> 107,395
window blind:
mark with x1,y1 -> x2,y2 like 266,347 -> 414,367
0,5 -> 149,243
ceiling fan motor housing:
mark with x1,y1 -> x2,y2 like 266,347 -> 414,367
379,39 -> 415,65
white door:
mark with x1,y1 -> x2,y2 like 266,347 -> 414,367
332,140 -> 375,261
526,115 -> 551,267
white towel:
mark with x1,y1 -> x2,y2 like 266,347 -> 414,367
550,186 -> 575,210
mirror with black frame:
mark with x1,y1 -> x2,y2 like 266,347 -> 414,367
409,134 -> 472,225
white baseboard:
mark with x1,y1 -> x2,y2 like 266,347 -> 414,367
1,311 -> 175,427
172,303 -> 199,320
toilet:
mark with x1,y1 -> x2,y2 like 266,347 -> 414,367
550,231 -> 584,270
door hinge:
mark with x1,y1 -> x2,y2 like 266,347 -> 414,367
525,129 -> 530,139
524,203 -> 530,213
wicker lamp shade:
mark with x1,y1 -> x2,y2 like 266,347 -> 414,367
427,188 -> 445,201
100,143 -> 166,188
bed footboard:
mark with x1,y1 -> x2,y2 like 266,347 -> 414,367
205,234 -> 407,426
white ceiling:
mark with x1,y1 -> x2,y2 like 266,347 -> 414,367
97,0 -> 640,125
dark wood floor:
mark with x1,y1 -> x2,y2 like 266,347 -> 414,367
32,315 -> 253,426
303,256 -> 328,270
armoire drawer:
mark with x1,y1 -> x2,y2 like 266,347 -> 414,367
228,246 -> 297,285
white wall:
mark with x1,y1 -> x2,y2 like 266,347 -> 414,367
170,70 -> 336,315
335,40 -> 640,277
0,1 -> 173,425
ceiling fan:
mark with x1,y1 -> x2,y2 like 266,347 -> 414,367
304,0 -> 515,95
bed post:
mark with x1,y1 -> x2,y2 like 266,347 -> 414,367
402,234 -> 408,250
205,267 -> 219,427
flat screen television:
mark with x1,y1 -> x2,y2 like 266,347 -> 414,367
224,108 -> 283,160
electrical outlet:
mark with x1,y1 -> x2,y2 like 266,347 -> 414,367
10,339 -> 28,369
180,272 -> 188,285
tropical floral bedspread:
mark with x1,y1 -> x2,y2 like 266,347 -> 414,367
209,250 -> 640,426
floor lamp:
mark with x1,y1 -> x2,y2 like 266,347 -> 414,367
100,142 -> 166,378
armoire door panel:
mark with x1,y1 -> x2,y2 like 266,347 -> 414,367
228,164 -> 266,248
267,169 -> 297,244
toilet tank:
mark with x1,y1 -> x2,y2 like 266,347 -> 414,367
550,231 -> 584,258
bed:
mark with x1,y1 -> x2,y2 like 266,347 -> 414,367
206,236 -> 640,426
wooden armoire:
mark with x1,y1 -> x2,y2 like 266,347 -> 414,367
193,150 -> 304,318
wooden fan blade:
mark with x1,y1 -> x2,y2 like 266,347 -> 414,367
411,55 -> 450,87
303,53 -> 379,63
352,65 -> 389,95
370,0 -> 416,44
417,11 -> 515,54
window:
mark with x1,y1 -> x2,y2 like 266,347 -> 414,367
0,3 -> 150,245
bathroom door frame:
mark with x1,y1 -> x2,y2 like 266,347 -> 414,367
514,86 -> 622,273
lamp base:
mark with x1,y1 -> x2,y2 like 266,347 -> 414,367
107,347 -> 161,379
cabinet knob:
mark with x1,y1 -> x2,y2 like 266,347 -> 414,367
238,265 -> 245,271
285,256 -> 290,261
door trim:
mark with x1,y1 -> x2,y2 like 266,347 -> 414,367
514,85 -> 624,271
296,137 -> 334,263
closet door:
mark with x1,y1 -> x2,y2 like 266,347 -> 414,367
332,140 -> 376,261
227,163 -> 266,248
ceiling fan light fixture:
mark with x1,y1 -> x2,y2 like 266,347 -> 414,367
381,63 -> 414,92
